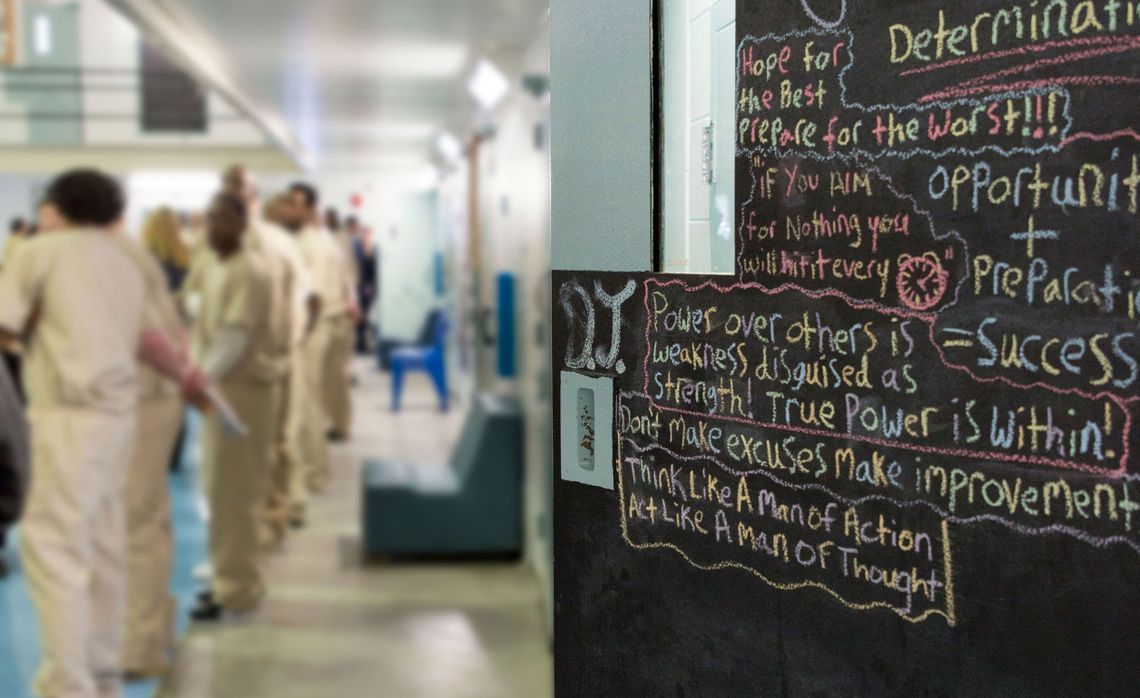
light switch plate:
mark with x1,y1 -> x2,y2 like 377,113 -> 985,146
559,371 -> 614,490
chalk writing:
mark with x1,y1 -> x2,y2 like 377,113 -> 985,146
737,28 -> 1074,160
554,0 -> 1140,661
617,432 -> 956,624
642,278 -> 1131,475
558,277 -> 636,374
620,392 -> 1140,553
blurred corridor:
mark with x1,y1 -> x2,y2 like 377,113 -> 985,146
0,0 -> 553,696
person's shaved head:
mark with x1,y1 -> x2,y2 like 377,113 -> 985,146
207,191 -> 249,257
222,164 -> 258,205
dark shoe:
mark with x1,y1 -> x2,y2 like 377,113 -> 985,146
197,589 -> 214,604
190,599 -> 224,622
289,515 -> 306,530
326,429 -> 349,442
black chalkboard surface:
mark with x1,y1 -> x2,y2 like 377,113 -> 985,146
554,1 -> 1140,695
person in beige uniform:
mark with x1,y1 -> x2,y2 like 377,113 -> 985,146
263,192 -> 323,530
115,216 -> 189,681
222,166 -> 312,547
0,169 -> 207,698
38,199 -> 66,234
2,217 -> 30,266
190,191 -> 279,621
324,207 -> 358,441
286,183 -> 355,493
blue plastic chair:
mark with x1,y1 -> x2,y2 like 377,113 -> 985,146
376,309 -> 443,371
390,313 -> 449,412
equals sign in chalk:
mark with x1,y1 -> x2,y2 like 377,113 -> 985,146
940,327 -> 974,349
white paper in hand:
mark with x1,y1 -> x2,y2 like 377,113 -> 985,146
205,386 -> 248,438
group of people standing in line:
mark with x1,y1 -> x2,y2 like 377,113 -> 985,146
0,164 -> 379,698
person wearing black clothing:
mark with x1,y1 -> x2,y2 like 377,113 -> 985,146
348,217 -> 378,353
0,359 -> 29,578
0,216 -> 30,405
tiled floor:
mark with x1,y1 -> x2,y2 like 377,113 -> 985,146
0,359 -> 553,698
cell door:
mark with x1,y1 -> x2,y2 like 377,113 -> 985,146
659,0 -> 736,274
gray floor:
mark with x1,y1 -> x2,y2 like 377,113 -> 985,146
158,361 -> 553,698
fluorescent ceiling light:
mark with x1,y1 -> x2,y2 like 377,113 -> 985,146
323,154 -> 433,172
436,131 -> 462,162
320,41 -> 467,78
374,41 -> 467,76
468,59 -> 510,110
327,120 -> 437,141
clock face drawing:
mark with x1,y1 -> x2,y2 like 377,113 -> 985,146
896,253 -> 949,311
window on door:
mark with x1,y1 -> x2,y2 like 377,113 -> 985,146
658,0 -> 736,274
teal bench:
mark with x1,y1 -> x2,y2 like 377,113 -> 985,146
362,394 -> 523,556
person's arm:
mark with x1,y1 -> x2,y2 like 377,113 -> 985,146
0,244 -> 40,344
293,232 -> 324,338
204,260 -> 265,377
178,247 -> 213,318
306,293 -> 322,337
331,235 -> 361,321
128,241 -> 208,403
286,240 -> 321,339
345,282 -> 362,323
200,326 -> 250,380
138,327 -> 209,408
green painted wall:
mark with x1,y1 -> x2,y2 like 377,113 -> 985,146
550,0 -> 653,272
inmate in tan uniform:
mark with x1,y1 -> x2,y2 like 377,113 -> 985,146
326,227 -> 356,437
112,235 -> 186,675
2,231 -> 27,268
295,225 -> 344,493
180,244 -> 217,361
0,231 -> 152,698
195,248 -> 280,612
279,228 -> 315,522
245,219 -> 306,544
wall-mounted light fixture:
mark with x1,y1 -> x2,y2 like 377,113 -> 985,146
467,59 -> 510,111
436,131 -> 462,162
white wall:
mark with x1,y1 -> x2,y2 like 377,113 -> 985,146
436,160 -> 477,405
376,192 -> 440,342
123,169 -> 217,232
462,18 -> 553,635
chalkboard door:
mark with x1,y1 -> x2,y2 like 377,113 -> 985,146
554,0 -> 1140,695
